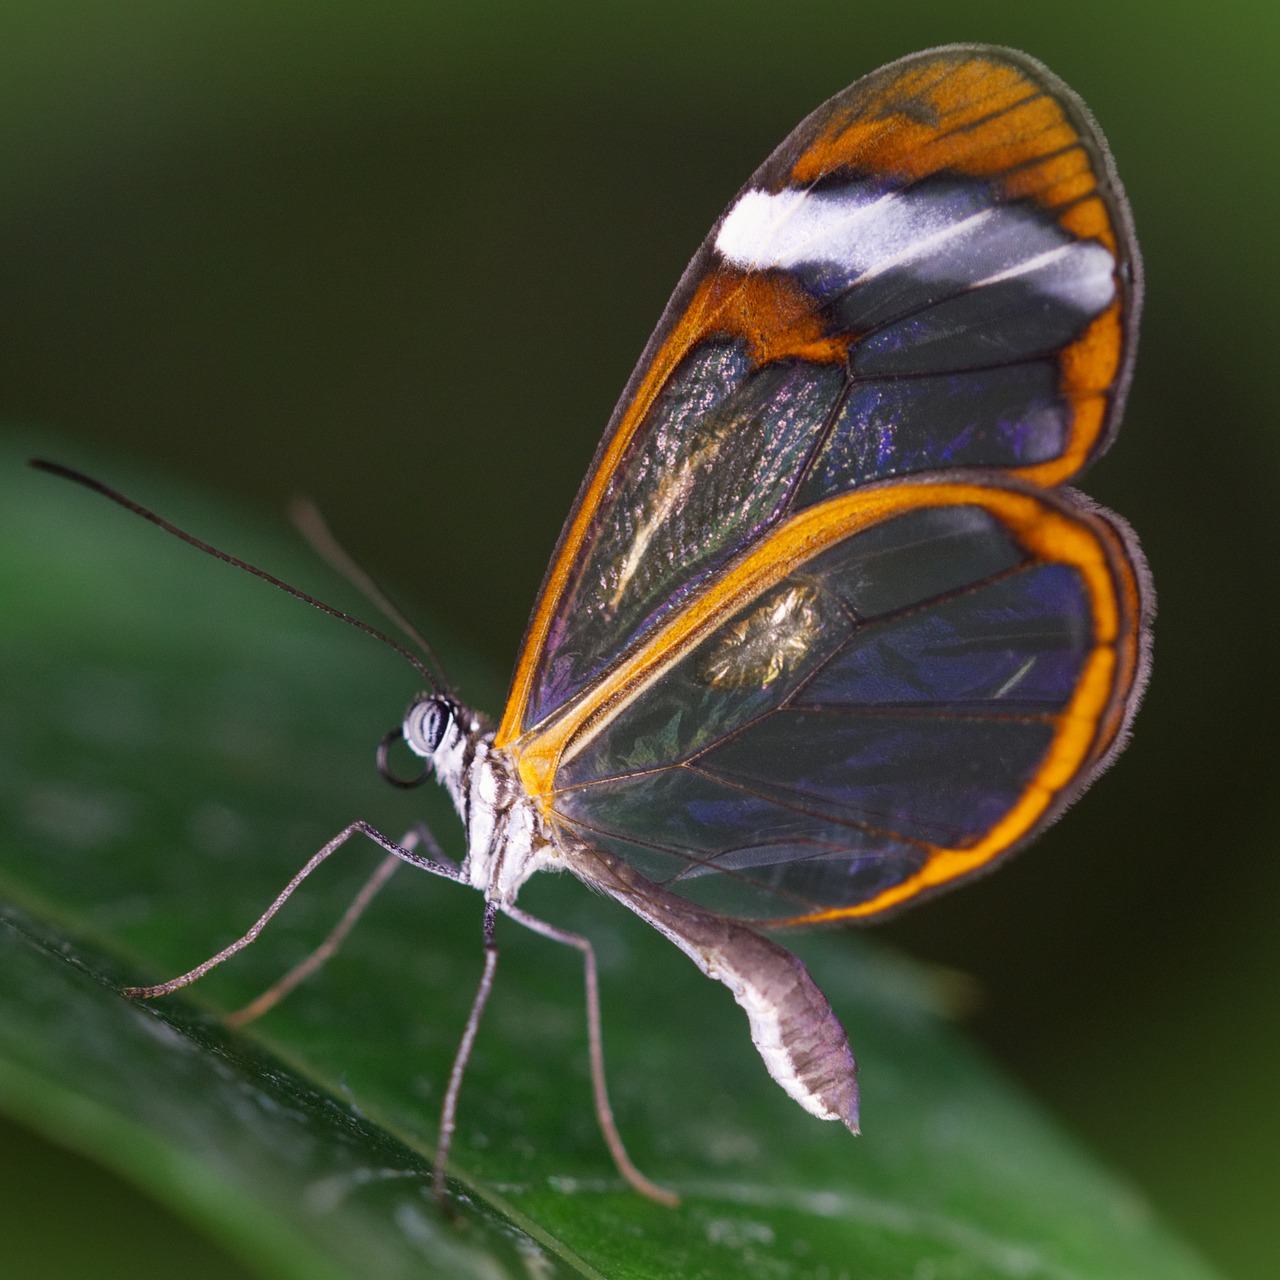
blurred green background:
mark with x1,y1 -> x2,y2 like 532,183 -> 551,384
0,1 -> 1275,1277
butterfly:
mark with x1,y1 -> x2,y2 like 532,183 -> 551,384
35,43 -> 1150,1208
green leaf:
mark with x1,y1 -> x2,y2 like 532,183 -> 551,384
0,430 -> 1217,1280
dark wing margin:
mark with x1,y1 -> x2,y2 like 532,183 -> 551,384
497,45 -> 1140,745
511,480 -> 1150,924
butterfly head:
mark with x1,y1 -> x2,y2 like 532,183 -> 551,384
376,692 -> 474,794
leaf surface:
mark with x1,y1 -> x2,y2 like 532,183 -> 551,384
0,433 -> 1217,1280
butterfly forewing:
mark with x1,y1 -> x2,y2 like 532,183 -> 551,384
498,46 -> 1148,925
499,46 -> 1139,745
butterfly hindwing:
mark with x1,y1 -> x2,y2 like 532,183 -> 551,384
510,480 -> 1147,923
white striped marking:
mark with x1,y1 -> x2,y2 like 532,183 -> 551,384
715,184 -> 1115,311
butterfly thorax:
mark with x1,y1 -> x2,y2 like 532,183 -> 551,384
404,694 -> 557,906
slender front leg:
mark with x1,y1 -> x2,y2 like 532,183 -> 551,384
124,820 -> 462,1001
502,903 -> 679,1207
226,824 -> 456,1027
432,901 -> 499,1204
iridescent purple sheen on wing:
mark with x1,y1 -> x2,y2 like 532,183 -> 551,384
797,363 -> 1065,498
697,712 -> 1055,846
797,563 -> 1093,709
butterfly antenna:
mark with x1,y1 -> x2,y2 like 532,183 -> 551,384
287,496 -> 450,693
28,459 -> 442,691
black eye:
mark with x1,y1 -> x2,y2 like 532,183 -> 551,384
405,697 -> 451,756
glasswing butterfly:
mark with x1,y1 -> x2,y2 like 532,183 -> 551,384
34,43 -> 1151,1207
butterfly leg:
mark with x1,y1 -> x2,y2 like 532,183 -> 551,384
226,824 -> 457,1026
224,851 -> 400,1028
500,902 -> 680,1207
432,900 -> 499,1204
123,820 -> 463,1004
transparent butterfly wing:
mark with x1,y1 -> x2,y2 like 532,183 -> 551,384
536,483 -> 1148,923
498,47 -> 1149,923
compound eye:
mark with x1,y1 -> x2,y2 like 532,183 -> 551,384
404,696 -> 451,757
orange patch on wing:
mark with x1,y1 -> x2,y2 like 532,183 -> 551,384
1059,196 -> 1115,248
791,61 -> 1059,178
1062,301 -> 1124,394
1013,301 -> 1125,488
1001,147 -> 1094,207
789,54 -> 1113,249
682,269 -> 851,366
1090,534 -> 1147,766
